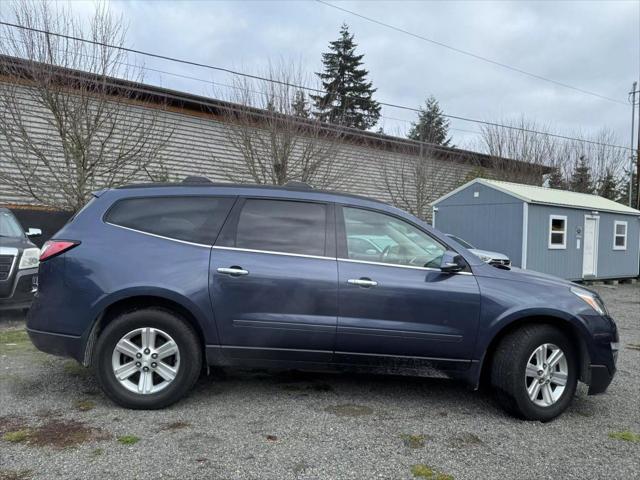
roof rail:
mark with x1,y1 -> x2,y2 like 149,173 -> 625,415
284,181 -> 313,190
182,176 -> 212,184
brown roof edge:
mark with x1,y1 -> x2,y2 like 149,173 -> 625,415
0,54 -> 550,173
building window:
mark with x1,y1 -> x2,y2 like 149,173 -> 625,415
613,221 -> 627,250
548,215 -> 567,249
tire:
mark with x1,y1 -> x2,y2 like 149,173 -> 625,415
491,324 -> 577,422
94,308 -> 202,409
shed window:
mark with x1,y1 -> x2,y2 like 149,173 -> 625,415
613,221 -> 627,250
548,215 -> 567,249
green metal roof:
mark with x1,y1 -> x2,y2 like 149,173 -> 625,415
434,178 -> 640,215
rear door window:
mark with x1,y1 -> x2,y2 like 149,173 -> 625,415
235,199 -> 327,256
106,196 -> 235,245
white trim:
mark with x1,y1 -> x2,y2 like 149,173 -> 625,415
521,203 -> 528,269
212,245 -> 334,261
431,206 -> 437,228
548,215 -> 567,250
582,215 -> 599,278
613,220 -> 628,250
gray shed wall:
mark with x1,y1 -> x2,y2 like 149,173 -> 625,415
526,205 -> 640,280
433,183 -> 524,267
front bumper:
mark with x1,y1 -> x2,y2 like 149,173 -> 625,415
0,267 -> 38,311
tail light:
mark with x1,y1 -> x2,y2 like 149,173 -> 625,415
39,240 -> 80,262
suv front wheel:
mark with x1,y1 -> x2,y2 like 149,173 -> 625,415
94,308 -> 202,409
491,324 -> 578,422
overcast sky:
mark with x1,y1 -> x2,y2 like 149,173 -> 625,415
20,0 -> 640,150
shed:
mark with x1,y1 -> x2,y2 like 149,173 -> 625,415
432,178 -> 640,281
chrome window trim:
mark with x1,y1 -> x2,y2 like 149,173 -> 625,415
104,222 -> 212,248
212,245 -> 334,261
338,257 -> 474,275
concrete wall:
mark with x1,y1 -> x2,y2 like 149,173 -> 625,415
526,205 -> 640,280
433,182 -> 524,267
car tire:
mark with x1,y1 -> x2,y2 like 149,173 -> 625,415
94,308 -> 202,409
491,324 -> 577,422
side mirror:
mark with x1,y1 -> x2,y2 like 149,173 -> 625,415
26,228 -> 42,237
440,250 -> 464,273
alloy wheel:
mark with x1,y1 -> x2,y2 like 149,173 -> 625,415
524,343 -> 568,407
111,327 -> 180,395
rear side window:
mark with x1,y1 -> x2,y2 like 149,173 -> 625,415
106,196 -> 235,245
235,199 -> 326,256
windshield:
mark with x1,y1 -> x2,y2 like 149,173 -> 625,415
0,211 -> 25,238
446,234 -> 474,249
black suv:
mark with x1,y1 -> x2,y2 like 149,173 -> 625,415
0,208 -> 40,312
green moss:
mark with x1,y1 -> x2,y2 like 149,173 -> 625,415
90,448 -> 104,457
117,435 -> 140,445
2,429 -> 31,443
62,361 -> 89,377
75,400 -> 96,412
411,464 -> 435,478
410,464 -> 453,480
0,329 -> 33,353
401,434 -> 427,448
608,430 -> 640,443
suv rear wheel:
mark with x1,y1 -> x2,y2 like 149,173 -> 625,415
94,308 -> 202,409
491,324 -> 577,421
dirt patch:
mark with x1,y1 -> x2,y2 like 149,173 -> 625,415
0,470 -> 33,480
160,421 -> 191,432
0,415 -> 28,435
74,400 -> 96,412
447,432 -> 484,448
324,404 -> 373,417
1,419 -> 108,449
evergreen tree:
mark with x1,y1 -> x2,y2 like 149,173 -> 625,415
407,96 -> 451,146
311,23 -> 381,130
569,156 -> 594,194
548,167 -> 567,190
291,90 -> 309,118
597,168 -> 619,200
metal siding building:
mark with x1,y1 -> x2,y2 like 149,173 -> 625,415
433,179 -> 640,281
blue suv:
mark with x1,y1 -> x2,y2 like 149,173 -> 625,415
27,180 -> 618,421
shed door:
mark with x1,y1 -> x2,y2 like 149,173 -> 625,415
582,215 -> 599,277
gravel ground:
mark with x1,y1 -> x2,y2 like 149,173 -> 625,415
1,284 -> 639,480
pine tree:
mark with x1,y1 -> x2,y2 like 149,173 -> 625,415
407,96 -> 451,146
548,167 -> 567,189
311,23 -> 381,130
597,169 -> 619,200
291,90 -> 309,118
569,156 -> 594,194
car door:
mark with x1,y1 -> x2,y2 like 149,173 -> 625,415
209,197 -> 338,363
335,205 -> 481,368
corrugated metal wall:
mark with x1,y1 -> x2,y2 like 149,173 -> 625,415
433,183 -> 524,267
0,82 -> 479,221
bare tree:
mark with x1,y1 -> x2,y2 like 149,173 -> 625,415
215,60 -> 353,189
475,116 -> 557,184
383,144 -> 470,221
0,1 -> 171,211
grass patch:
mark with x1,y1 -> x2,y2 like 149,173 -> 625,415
0,329 -> 33,354
75,400 -> 96,412
2,429 -> 31,443
410,464 -> 453,480
62,361 -> 89,377
0,469 -> 33,480
90,448 -> 104,458
401,434 -> 427,449
117,435 -> 140,445
324,404 -> 373,417
608,430 -> 640,443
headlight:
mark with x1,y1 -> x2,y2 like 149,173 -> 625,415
571,286 -> 607,315
19,248 -> 40,269
476,253 -> 492,263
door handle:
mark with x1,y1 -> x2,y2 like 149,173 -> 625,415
217,267 -> 249,276
348,278 -> 378,287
